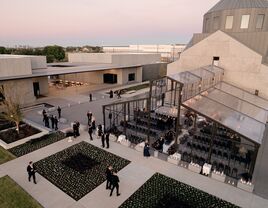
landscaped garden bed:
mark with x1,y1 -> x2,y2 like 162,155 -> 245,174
35,141 -> 130,200
119,173 -> 239,208
0,124 -> 40,144
0,175 -> 43,208
9,132 -> 66,157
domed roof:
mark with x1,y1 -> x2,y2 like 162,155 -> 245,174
207,0 -> 268,13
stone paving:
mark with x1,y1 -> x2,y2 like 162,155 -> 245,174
1,131 -> 268,208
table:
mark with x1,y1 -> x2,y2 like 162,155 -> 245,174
202,163 -> 212,175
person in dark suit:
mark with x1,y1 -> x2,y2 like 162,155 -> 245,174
105,132 -> 110,149
89,93 -> 92,102
44,114 -> 49,128
105,166 -> 113,189
27,161 -> 37,184
57,106 -> 61,118
101,132 -> 105,148
143,140 -> 150,158
88,124 -> 93,140
110,171 -> 120,196
54,116 -> 58,130
50,115 -> 55,129
109,90 -> 113,98
76,121 -> 80,136
73,122 -> 77,138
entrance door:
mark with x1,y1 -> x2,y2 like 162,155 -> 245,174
213,56 -> 220,66
33,82 -> 40,97
103,74 -> 117,84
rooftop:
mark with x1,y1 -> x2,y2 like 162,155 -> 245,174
207,0 -> 268,13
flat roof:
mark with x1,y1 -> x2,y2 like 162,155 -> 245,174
0,63 -> 143,81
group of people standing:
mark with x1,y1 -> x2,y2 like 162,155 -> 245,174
42,106 -> 61,130
105,166 -> 120,197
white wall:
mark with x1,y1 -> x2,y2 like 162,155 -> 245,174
167,30 -> 268,98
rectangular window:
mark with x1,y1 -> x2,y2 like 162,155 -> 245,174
256,14 -> 265,29
128,73 -> 135,81
213,16 -> 220,30
241,15 -> 250,29
225,16 -> 233,29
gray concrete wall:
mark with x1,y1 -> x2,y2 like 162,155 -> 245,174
29,56 -> 47,69
121,67 -> 142,84
167,30 -> 268,99
0,79 -> 35,106
68,53 -> 112,64
142,63 -> 167,81
32,77 -> 49,95
68,53 -> 161,66
111,53 -> 161,66
0,57 -> 32,77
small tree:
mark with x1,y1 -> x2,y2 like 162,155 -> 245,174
0,86 -> 23,133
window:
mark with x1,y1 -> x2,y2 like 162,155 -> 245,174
213,16 -> 220,30
213,57 -> 220,66
241,15 -> 250,29
225,16 -> 233,29
128,73 -> 135,81
256,14 -> 265,29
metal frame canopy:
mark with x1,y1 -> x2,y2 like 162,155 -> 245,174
182,82 -> 268,144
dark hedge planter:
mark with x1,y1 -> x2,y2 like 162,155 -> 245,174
0,124 -> 40,144
120,173 -> 239,208
9,132 -> 66,157
35,142 -> 130,201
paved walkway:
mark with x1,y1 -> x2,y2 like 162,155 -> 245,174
1,130 -> 268,208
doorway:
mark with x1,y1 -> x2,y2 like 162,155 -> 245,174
33,82 -> 40,97
103,74 -> 117,84
213,56 -> 220,66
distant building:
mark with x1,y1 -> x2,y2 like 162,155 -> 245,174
103,44 -> 186,62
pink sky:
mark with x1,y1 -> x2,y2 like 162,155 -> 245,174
0,0 -> 219,46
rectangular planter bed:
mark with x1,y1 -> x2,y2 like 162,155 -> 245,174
237,181 -> 254,193
188,163 -> 202,174
211,172 -> 226,183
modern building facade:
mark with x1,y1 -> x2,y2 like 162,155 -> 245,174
168,0 -> 268,99
167,0 -> 268,199
0,53 -> 164,106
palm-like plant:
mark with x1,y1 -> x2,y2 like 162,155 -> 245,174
0,86 -> 23,133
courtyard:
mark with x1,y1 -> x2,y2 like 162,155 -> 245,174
0,86 -> 267,208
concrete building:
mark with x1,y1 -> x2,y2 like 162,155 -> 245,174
103,44 -> 186,62
0,53 -> 164,106
167,0 -> 268,199
168,0 -> 268,99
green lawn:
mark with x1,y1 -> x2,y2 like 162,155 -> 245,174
0,146 -> 15,165
0,176 -> 43,208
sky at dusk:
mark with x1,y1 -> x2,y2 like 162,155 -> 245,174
0,0 -> 219,47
